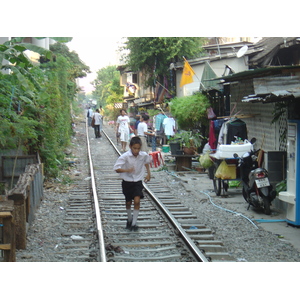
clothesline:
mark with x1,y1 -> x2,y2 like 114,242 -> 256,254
157,105 -> 167,116
217,114 -> 257,119
156,81 -> 172,96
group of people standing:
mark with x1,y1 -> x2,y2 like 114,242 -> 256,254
87,107 -> 155,151
115,109 -> 154,153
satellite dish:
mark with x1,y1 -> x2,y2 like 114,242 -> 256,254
236,45 -> 248,58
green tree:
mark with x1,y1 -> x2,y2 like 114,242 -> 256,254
92,65 -> 123,106
123,37 -> 206,87
50,42 -> 90,80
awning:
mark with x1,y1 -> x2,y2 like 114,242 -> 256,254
134,97 -> 146,104
133,97 -> 154,107
200,61 -> 221,91
242,89 -> 300,103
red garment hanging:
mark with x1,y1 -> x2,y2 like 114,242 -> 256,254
208,120 -> 217,150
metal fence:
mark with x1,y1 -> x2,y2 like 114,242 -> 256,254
27,164 -> 44,224
1,155 -> 38,188
2,156 -> 44,250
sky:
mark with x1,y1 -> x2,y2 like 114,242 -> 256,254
67,36 -> 125,93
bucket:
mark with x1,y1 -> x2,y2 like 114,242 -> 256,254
162,145 -> 170,153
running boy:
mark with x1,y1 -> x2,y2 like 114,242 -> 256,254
113,136 -> 152,231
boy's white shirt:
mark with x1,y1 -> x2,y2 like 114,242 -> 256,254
113,149 -> 151,182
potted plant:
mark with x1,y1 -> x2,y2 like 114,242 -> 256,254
169,130 -> 202,155
169,137 -> 182,155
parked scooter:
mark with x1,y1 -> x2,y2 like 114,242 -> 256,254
234,138 -> 277,215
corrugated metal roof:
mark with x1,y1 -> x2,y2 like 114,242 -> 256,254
241,89 -> 300,103
248,37 -> 300,67
253,76 -> 300,94
216,65 -> 300,82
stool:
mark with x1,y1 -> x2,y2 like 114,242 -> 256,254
149,151 -> 164,168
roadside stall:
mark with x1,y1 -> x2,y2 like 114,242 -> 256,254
209,141 -> 254,195
207,117 -> 251,196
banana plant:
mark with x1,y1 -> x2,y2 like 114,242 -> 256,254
0,37 -> 72,90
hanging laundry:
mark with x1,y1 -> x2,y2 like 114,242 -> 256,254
218,119 -> 228,145
154,113 -> 167,135
213,119 -> 225,135
209,120 -> 217,150
226,118 -> 248,144
163,117 -> 176,137
217,118 -> 248,145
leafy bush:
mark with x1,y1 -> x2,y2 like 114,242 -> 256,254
169,92 -> 210,130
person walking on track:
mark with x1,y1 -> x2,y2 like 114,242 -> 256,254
113,136 -> 151,231
116,109 -> 133,152
93,109 -> 102,138
87,107 -> 93,127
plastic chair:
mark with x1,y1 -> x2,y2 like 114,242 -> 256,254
149,151 -> 164,168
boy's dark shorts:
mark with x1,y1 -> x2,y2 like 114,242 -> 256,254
122,180 -> 144,202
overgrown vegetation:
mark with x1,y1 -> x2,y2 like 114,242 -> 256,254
0,37 -> 90,178
169,92 -> 210,130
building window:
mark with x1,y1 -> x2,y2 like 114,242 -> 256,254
132,73 -> 138,84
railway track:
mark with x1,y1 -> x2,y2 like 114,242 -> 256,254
88,123 -> 235,262
15,120 -> 235,262
91,130 -> 203,262
55,181 -> 98,261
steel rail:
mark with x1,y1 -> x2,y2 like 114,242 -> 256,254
143,183 -> 209,262
102,130 -> 209,262
86,122 -> 107,262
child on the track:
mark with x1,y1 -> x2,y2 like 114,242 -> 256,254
137,114 -> 155,152
113,136 -> 152,231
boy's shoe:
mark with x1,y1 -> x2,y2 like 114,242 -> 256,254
126,219 -> 132,229
130,224 -> 139,232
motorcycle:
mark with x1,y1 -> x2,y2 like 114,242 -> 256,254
234,138 -> 277,215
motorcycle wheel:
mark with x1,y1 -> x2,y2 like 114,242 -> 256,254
208,165 -> 215,180
211,162 -> 222,196
242,188 -> 248,202
262,197 -> 271,215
